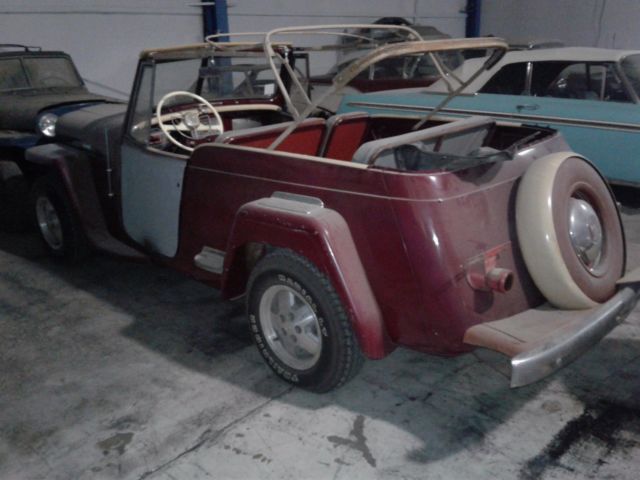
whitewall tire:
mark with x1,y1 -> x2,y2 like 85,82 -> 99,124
516,152 -> 624,309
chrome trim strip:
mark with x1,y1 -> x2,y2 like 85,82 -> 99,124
510,285 -> 640,387
272,191 -> 324,207
256,195 -> 324,215
524,61 -> 533,95
347,101 -> 640,133
103,128 -> 114,198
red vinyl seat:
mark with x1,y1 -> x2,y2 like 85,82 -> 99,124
215,118 -> 326,156
319,111 -> 370,161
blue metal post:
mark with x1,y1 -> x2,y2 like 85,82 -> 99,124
465,0 -> 481,38
202,0 -> 229,40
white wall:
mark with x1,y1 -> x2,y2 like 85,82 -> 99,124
229,0 -> 466,37
481,0 -> 640,49
4,1 -> 639,102
0,1 -> 467,98
228,0 -> 467,74
0,1 -> 203,99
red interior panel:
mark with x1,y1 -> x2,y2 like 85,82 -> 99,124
322,113 -> 370,161
220,119 -> 326,156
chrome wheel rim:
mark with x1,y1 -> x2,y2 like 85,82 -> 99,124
568,196 -> 603,271
258,284 -> 322,370
35,196 -> 63,250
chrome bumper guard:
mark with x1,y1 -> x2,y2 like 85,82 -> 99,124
510,285 -> 640,387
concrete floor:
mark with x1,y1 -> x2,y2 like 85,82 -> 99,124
1,189 -> 640,480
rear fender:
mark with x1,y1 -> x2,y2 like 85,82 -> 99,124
223,193 -> 392,359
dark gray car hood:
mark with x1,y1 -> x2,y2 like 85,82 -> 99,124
0,88 -> 115,130
55,102 -> 128,155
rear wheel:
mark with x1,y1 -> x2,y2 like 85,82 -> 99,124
516,153 -> 624,309
30,175 -> 89,262
247,249 -> 363,392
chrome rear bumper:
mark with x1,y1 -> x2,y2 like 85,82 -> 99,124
510,285 -> 640,387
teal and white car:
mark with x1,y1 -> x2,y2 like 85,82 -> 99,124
338,46 -> 640,186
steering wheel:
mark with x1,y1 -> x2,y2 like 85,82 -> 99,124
156,91 -> 224,152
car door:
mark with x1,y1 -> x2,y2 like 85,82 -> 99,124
476,60 -> 640,184
121,140 -> 186,258
519,61 -> 640,184
119,63 -> 186,258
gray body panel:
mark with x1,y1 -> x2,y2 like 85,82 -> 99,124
55,103 -> 127,156
121,143 -> 185,257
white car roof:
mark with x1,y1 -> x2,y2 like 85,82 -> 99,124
427,46 -> 640,93
498,46 -> 640,63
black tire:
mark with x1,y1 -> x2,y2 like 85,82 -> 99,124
0,162 -> 30,232
30,174 -> 89,262
247,249 -> 363,392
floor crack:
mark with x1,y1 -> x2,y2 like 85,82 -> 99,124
137,385 -> 294,479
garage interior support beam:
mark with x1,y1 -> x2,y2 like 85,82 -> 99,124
465,0 -> 481,37
202,0 -> 229,40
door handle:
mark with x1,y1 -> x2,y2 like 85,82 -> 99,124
516,104 -> 539,112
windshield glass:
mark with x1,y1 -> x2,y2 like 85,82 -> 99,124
329,50 -> 462,81
621,54 -> 640,98
0,56 -> 83,91
23,57 -> 82,88
151,55 -> 280,107
0,58 -> 29,90
128,52 -> 288,146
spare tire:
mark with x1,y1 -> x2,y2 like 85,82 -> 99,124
516,152 -> 624,309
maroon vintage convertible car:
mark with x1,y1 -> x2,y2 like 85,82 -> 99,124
20,27 -> 640,392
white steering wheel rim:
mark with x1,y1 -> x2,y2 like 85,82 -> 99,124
156,90 -> 224,152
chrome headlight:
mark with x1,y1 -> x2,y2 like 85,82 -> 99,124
37,113 -> 58,137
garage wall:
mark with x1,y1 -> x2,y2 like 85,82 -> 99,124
0,0 -> 467,99
228,1 -> 466,38
481,0 -> 640,49
0,1 -> 204,99
228,0 -> 467,74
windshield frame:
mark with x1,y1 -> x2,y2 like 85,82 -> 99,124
126,29 -> 508,153
123,48 -> 288,147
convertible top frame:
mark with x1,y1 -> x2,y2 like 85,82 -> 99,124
143,26 -> 508,152
260,28 -> 508,149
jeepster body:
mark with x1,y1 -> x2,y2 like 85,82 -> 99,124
19,27 -> 640,391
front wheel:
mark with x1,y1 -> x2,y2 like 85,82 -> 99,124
247,249 -> 363,392
30,175 -> 89,262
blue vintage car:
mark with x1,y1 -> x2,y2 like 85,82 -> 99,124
337,46 -> 640,186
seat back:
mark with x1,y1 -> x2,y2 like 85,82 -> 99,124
352,116 -> 495,167
319,111 -> 370,161
215,118 -> 326,156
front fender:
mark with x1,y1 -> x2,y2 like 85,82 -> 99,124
223,194 -> 393,359
24,143 -> 129,255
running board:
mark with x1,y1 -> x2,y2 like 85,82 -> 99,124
194,246 -> 225,274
